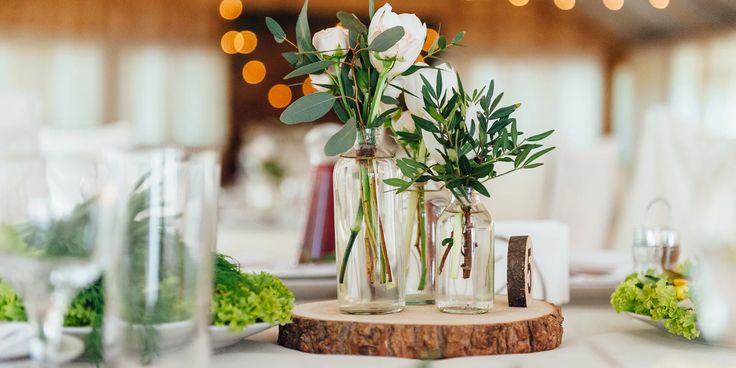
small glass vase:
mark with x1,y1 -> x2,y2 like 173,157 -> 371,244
333,129 -> 404,314
435,187 -> 494,314
402,183 -> 449,304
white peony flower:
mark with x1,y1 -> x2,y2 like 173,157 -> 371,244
393,110 -> 415,133
368,4 -> 426,77
312,27 -> 350,59
403,62 -> 458,120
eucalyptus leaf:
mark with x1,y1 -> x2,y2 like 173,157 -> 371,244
336,11 -> 367,34
280,92 -> 336,125
324,118 -> 357,156
284,60 -> 336,79
265,17 -> 286,43
282,52 -> 299,66
368,26 -> 405,52
296,0 -> 315,53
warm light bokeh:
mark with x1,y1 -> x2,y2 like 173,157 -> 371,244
554,0 -> 575,11
302,77 -> 317,96
268,84 -> 292,108
220,31 -> 240,54
238,31 -> 258,54
423,28 -> 439,52
603,0 -> 624,11
649,0 -> 669,9
242,60 -> 266,84
219,0 -> 243,20
509,0 -> 530,6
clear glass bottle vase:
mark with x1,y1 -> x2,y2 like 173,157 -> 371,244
435,187 -> 494,314
402,184 -> 449,304
333,129 -> 404,314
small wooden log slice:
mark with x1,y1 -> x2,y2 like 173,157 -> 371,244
507,235 -> 533,307
278,296 -> 563,358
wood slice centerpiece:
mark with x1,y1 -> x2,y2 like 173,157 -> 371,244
278,296 -> 563,358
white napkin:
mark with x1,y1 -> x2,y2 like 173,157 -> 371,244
0,322 -> 34,361
494,221 -> 570,305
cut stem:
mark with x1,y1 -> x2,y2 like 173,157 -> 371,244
417,186 -> 427,290
461,206 -> 473,279
338,204 -> 363,284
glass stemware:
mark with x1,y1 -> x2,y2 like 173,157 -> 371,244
0,155 -> 107,365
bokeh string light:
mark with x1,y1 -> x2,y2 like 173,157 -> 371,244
603,0 -> 624,11
554,0 -> 575,11
242,60 -> 266,84
219,0 -> 243,20
268,84 -> 293,108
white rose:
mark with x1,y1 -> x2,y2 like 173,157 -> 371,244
312,27 -> 350,59
368,4 -> 426,77
404,63 -> 458,120
393,110 -> 415,133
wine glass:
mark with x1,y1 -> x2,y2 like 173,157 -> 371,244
0,155 -> 108,365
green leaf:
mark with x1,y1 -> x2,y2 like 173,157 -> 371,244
368,26 -> 405,52
396,160 -> 417,177
336,11 -> 367,34
282,52 -> 299,66
470,180 -> 490,197
296,0 -> 315,53
511,120 -> 518,145
490,104 -> 519,120
384,178 -> 411,188
381,95 -> 399,105
265,17 -> 286,43
324,118 -> 357,156
514,145 -> 532,168
369,0 -> 375,18
489,91 -> 503,113
438,35 -> 447,49
451,31 -> 466,45
284,60 -> 336,79
525,146 -> 556,165
524,163 -> 544,169
280,92 -> 336,125
527,129 -> 555,142
412,115 -> 439,133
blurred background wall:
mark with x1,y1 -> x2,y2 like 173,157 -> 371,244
1,0 -> 736,254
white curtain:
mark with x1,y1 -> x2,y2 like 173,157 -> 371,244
0,37 -> 228,149
613,30 -> 736,164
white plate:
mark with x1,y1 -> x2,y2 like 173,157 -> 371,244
209,322 -> 272,349
625,312 -> 705,342
61,322 -> 274,350
0,333 -> 84,364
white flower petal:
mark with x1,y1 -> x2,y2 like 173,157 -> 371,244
312,27 -> 350,58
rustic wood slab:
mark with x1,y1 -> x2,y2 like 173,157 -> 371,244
278,296 -> 563,358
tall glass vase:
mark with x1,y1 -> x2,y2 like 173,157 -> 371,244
333,129 -> 404,314
403,184 -> 449,304
103,148 -> 219,367
435,187 -> 494,314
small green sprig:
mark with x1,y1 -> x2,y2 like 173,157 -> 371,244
385,74 -> 555,200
